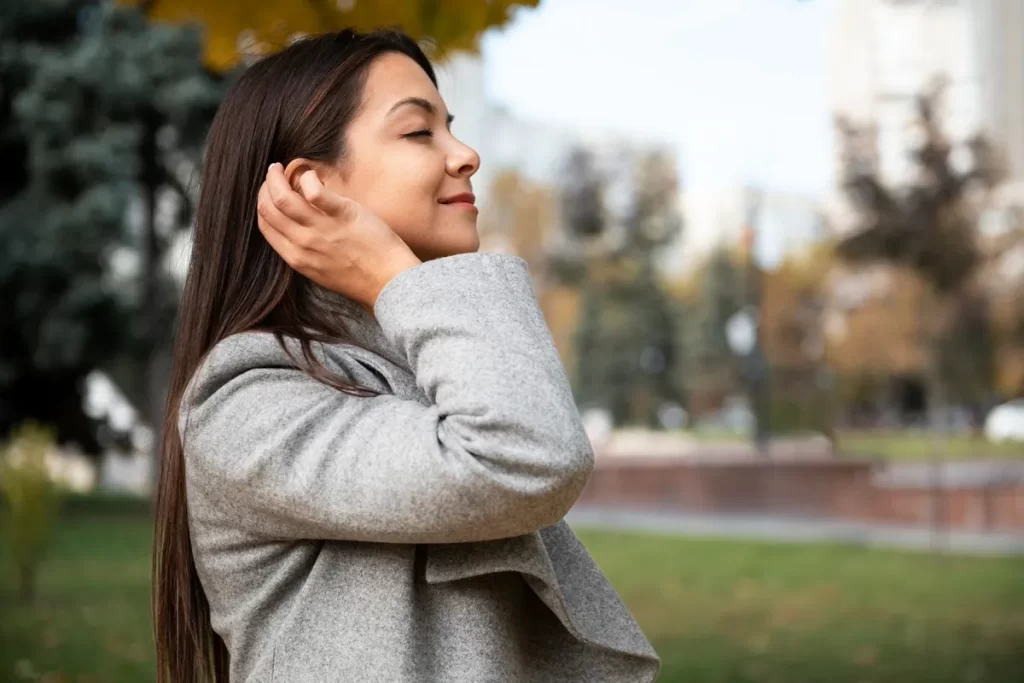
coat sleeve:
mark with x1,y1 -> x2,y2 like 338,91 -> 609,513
180,253 -> 595,544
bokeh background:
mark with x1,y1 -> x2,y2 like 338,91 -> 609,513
2,1 -> 1024,681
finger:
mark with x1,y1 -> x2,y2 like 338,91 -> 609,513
297,170 -> 350,218
257,183 -> 313,255
257,212 -> 304,269
258,182 -> 312,245
256,183 -> 290,237
266,164 -> 320,227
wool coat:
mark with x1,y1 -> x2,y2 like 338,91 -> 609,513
180,253 -> 661,682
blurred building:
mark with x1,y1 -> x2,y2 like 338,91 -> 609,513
831,0 -> 1024,203
667,188 -> 824,274
971,0 -> 1024,192
831,0 -> 980,185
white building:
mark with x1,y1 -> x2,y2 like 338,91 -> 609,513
665,187 -> 824,274
971,0 -> 1024,188
831,0 -> 980,186
830,0 -> 1024,200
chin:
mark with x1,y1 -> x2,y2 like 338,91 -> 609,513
415,231 -> 480,261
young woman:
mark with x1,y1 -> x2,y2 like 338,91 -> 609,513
152,28 -> 659,683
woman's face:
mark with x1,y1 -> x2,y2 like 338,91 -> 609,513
318,53 -> 481,262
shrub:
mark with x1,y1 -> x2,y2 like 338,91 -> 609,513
1,422 -> 61,602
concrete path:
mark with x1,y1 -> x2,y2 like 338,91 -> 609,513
567,506 -> 1024,556
874,460 -> 1024,487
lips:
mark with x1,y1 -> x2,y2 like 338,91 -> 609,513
439,192 -> 476,206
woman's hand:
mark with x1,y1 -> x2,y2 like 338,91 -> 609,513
256,163 -> 422,310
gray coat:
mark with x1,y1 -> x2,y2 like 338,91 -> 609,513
180,253 -> 660,682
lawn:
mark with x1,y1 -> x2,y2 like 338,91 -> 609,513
2,512 -> 1024,682
836,430 -> 1024,461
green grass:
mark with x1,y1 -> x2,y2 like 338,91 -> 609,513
577,529 -> 1024,682
837,431 -> 1024,461
1,515 -> 153,683
3,513 -> 1024,682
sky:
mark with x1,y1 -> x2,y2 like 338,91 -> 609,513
480,0 -> 837,198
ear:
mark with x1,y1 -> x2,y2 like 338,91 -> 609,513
283,158 -> 323,192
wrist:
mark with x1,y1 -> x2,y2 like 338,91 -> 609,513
371,251 -> 422,309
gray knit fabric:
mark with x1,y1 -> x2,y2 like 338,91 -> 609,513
180,253 -> 660,682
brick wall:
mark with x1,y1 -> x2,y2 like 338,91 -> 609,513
579,456 -> 1024,531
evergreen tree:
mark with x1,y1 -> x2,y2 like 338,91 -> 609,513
0,0 -> 222,453
679,246 -> 745,411
1,0 -> 117,452
560,147 -> 684,427
690,248 -> 743,368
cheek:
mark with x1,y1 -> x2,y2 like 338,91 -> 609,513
349,159 -> 442,236
367,182 -> 438,245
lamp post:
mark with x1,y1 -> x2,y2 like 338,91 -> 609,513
726,187 -> 769,457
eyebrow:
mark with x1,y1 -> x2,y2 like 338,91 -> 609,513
386,96 -> 455,124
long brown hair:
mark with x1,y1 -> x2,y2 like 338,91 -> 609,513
152,29 -> 437,683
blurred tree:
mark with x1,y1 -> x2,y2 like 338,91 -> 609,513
762,243 -> 833,370
0,0 -> 222,455
690,248 -> 743,367
835,80 -> 1005,421
549,147 -> 607,284
1,423 -> 60,603
827,267 -> 930,376
559,148 -> 684,427
676,247 -> 744,416
1,0 -> 119,453
118,0 -> 540,70
759,244 -> 839,436
3,0 -> 540,464
990,270 -> 1024,398
477,169 -> 584,373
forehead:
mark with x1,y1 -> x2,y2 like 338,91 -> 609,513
359,52 -> 442,114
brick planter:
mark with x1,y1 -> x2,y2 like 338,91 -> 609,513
863,484 -> 1024,531
579,454 -> 1024,532
579,455 -> 878,517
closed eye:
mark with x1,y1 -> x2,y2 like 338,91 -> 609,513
403,129 -> 433,139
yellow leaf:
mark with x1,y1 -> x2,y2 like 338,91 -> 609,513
116,0 -> 540,71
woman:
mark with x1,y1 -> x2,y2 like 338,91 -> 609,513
153,28 -> 660,683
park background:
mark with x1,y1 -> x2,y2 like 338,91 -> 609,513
2,1 -> 1024,681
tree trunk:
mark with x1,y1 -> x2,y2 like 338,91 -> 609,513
927,368 -> 948,553
140,112 -> 167,490
926,296 -> 954,554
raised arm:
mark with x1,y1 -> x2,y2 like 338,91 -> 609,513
181,253 -> 594,544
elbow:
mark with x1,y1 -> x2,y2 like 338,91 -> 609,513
553,436 -> 595,512
505,434 -> 595,533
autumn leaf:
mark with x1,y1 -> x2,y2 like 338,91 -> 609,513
116,0 -> 540,70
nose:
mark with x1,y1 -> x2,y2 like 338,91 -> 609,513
446,137 -> 480,179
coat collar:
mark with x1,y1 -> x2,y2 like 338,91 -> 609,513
310,285 -> 408,370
